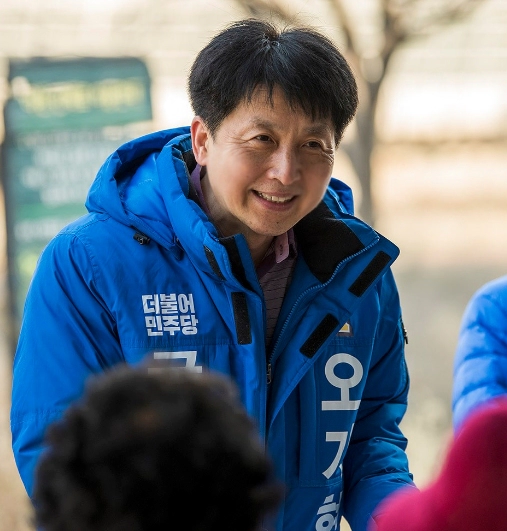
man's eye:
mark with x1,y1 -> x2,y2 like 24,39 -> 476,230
255,135 -> 272,142
306,141 -> 322,149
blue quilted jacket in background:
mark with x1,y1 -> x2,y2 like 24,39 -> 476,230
453,275 -> 507,431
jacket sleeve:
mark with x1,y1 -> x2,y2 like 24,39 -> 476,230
342,270 -> 415,531
452,275 -> 507,431
10,230 -> 124,497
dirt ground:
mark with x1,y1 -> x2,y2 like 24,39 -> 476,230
0,340 -> 31,529
0,142 -> 505,529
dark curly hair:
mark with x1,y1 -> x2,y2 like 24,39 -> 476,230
33,366 -> 283,531
188,18 -> 358,145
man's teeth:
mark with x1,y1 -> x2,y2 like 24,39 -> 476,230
257,192 -> 292,203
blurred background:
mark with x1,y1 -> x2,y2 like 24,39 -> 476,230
0,0 -> 506,528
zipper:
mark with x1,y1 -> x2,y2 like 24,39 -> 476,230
263,239 -> 381,438
267,238 -> 380,382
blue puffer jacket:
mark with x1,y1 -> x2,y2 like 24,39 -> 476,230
453,275 -> 507,431
11,128 -> 413,531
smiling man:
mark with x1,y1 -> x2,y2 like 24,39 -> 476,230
190,84 -> 338,347
12,19 -> 414,531
191,87 -> 336,264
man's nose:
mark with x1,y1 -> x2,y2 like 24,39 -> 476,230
268,147 -> 300,185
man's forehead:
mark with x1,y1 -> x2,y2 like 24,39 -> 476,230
241,86 -> 333,132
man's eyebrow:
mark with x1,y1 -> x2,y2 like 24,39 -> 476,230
304,124 -> 334,137
249,118 -> 277,130
249,119 -> 333,137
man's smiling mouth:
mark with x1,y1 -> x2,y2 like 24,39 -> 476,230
255,191 -> 294,204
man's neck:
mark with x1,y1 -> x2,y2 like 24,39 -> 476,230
246,234 -> 275,267
195,166 -> 275,266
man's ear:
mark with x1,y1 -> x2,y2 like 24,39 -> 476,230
191,116 -> 210,166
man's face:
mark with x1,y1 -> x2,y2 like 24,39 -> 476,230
191,87 -> 335,249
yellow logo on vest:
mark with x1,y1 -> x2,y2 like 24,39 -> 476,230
337,322 -> 353,337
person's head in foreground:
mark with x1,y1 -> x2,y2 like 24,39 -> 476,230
33,367 -> 283,531
372,398 -> 507,531
188,18 -> 358,261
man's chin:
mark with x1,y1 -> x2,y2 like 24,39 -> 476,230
247,221 -> 295,238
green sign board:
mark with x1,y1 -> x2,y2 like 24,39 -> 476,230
2,57 -> 152,324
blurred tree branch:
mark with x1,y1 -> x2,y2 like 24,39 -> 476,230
234,0 -> 485,225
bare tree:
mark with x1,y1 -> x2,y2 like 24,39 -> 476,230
234,0 -> 485,225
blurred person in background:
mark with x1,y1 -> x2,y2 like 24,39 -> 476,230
34,366 -> 283,531
452,275 -> 507,431
370,398 -> 507,531
12,18 -> 414,530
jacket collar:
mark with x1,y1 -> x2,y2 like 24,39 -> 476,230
155,133 -> 398,290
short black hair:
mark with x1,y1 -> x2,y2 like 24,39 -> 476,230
33,367 -> 283,531
188,18 -> 358,144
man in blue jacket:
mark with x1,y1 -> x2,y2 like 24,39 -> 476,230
453,275 -> 507,431
11,18 -> 414,530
